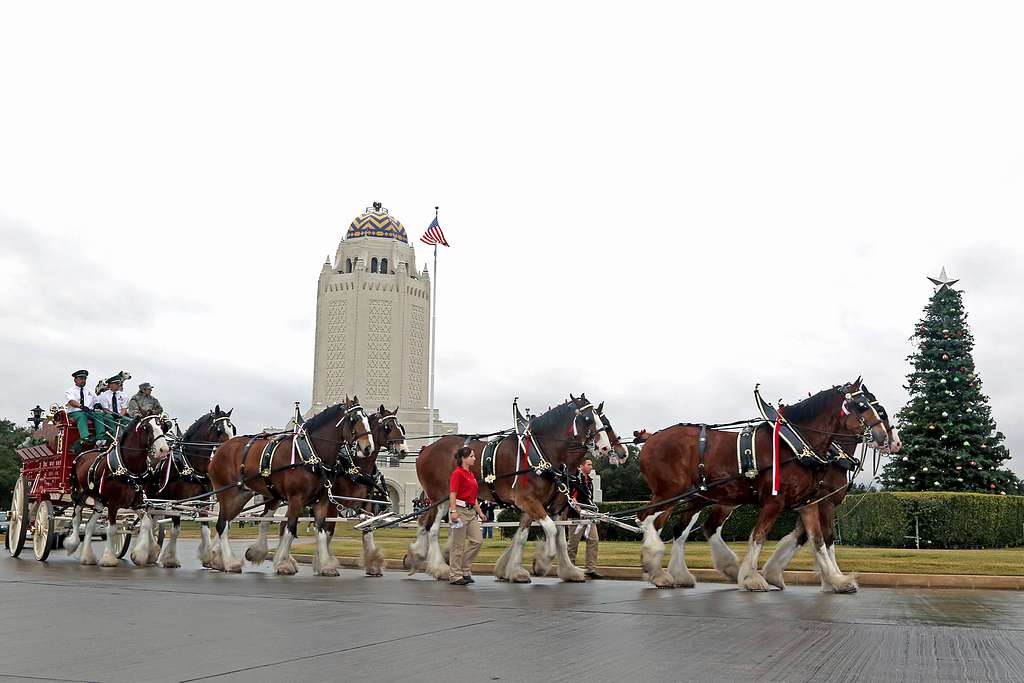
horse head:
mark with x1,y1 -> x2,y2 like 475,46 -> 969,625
372,404 -> 408,458
860,385 -> 900,454
336,396 -> 374,457
568,393 -> 613,456
129,411 -> 171,469
838,378 -> 890,450
211,405 -> 237,441
593,400 -> 629,464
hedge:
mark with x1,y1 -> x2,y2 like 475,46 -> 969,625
837,492 -> 1024,549
498,493 -> 1024,548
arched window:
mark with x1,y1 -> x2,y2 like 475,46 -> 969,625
345,258 -> 352,273
380,257 -> 388,274
371,257 -> 378,273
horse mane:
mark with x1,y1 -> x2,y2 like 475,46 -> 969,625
182,412 -> 214,442
304,403 -> 345,432
529,401 -> 577,434
118,417 -> 142,446
781,387 -> 842,423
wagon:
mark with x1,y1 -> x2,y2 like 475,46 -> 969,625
5,409 -> 132,561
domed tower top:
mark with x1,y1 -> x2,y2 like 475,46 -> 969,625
345,202 -> 408,243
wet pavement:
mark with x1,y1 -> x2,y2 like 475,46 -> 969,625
2,540 -> 1024,682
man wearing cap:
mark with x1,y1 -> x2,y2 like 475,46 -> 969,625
128,382 -> 164,418
93,374 -> 131,439
64,370 -> 100,452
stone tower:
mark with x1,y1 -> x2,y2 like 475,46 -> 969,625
311,203 -> 457,441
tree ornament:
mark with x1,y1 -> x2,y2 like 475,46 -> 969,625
909,476 -> 916,480
969,460 -> 977,466
964,441 -> 970,447
942,411 -> 948,417
990,484 -> 996,490
940,379 -> 947,384
928,424 -> 935,430
922,467 -> 929,472
942,354 -> 950,361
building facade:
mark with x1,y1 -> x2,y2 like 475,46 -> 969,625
310,204 -> 457,512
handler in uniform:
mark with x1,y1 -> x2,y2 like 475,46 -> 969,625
128,382 -> 163,417
64,370 -> 100,451
448,446 -> 485,585
93,374 -> 131,439
567,457 -> 602,579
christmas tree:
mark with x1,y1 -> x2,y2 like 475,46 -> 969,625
882,269 -> 1018,494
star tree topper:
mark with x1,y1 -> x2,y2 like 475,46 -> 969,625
928,266 -> 959,290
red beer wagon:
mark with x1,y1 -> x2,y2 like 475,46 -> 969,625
5,407 -> 131,561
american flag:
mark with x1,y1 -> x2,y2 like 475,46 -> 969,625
420,216 -> 450,247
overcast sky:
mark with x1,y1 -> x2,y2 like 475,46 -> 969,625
1,3 -> 1021,477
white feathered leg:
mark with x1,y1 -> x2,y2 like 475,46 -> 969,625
667,515 -> 699,588
554,523 -> 586,582
244,521 -> 270,565
425,502 -> 450,580
79,510 -> 99,565
362,532 -> 384,576
198,522 -> 212,567
130,513 -> 154,566
640,514 -> 672,587
158,520 -> 181,568
273,527 -> 298,575
63,506 -> 82,554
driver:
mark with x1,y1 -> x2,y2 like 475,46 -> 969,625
64,370 -> 100,452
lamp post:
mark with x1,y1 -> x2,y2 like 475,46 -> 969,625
28,405 -> 44,431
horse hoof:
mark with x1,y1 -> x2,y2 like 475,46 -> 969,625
672,573 -> 697,588
765,573 -> 786,590
495,576 -> 509,582
402,553 -> 412,570
740,574 -> 771,592
319,567 -> 340,577
511,570 -> 532,584
99,553 -> 119,568
651,570 -> 675,588
161,559 -> 181,569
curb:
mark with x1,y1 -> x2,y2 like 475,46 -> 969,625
289,554 -> 1024,590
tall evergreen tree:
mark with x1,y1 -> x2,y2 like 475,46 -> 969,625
882,269 -> 1017,493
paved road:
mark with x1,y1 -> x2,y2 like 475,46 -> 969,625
2,540 -> 1023,682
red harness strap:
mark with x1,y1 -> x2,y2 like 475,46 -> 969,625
771,408 -> 783,496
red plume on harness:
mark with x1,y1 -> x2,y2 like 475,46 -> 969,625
772,408 -> 783,496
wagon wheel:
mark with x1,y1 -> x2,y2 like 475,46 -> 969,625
7,476 -> 29,558
32,500 -> 54,562
113,527 -> 132,559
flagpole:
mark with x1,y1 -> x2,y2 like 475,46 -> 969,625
428,206 -> 438,441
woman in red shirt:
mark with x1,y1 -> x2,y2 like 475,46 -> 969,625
448,446 -> 485,585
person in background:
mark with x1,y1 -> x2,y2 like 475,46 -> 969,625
448,446 -> 484,585
480,500 -> 495,540
567,457 -> 602,579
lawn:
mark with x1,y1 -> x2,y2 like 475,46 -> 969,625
176,523 -> 1024,576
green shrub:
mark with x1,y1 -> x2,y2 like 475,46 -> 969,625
836,492 -> 1024,549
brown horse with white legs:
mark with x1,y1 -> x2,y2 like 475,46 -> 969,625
148,406 -> 236,568
64,413 -> 171,567
408,394 -> 622,583
758,391 -> 901,590
683,388 -> 901,591
207,398 -> 373,575
638,379 -> 889,592
242,405 -> 407,577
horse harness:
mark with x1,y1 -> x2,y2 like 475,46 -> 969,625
480,398 -> 602,512
688,384 -> 887,493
